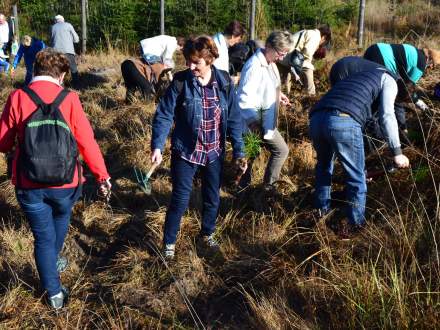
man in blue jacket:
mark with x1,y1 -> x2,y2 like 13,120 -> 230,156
11,35 -> 46,84
309,56 -> 410,238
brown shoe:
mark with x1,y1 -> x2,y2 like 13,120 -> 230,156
338,220 -> 364,240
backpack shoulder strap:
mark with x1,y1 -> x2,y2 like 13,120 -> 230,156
50,88 -> 71,109
21,86 -> 46,107
220,70 -> 231,95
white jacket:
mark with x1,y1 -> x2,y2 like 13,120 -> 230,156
140,35 -> 178,68
236,48 -> 281,140
212,32 -> 229,72
0,22 -> 9,44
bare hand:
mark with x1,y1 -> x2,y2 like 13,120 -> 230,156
235,157 -> 248,174
280,92 -> 291,106
10,68 -> 15,78
393,154 -> 410,168
98,178 -> 112,200
151,148 -> 163,165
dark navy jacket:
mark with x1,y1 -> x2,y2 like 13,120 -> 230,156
329,56 -> 394,86
152,67 -> 244,159
311,63 -> 386,127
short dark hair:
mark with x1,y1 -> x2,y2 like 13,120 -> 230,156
183,36 -> 219,65
176,36 -> 186,48
318,24 -> 332,46
33,48 -> 70,78
224,20 -> 245,38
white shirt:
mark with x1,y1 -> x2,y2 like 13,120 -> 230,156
0,22 -> 9,44
212,32 -> 229,71
140,35 -> 178,68
236,48 -> 281,140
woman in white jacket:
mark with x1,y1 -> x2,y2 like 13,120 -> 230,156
279,25 -> 332,95
236,31 -> 292,190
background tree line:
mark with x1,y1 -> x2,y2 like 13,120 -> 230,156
1,0 -> 357,51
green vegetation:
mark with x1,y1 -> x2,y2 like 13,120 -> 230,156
243,131 -> 262,159
8,0 -> 357,49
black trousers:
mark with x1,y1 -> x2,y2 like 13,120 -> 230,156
121,60 -> 154,102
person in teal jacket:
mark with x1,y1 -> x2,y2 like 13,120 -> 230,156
364,43 -> 440,85
364,43 -> 440,119
11,35 -> 46,84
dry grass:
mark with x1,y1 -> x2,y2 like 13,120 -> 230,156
0,26 -> 440,329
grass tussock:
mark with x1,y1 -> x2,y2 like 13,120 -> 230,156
0,30 -> 440,328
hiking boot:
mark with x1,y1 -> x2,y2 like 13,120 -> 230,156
48,285 -> 69,310
197,234 -> 220,251
338,220 -> 364,240
56,256 -> 68,273
163,244 -> 176,259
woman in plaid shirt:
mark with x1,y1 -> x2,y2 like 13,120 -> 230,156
151,36 -> 247,259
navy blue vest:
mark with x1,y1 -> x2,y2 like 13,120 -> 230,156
329,56 -> 394,86
311,68 -> 386,127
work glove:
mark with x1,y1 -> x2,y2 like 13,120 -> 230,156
415,99 -> 429,112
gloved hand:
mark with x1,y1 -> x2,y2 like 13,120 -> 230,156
98,177 -> 112,201
393,154 -> 410,168
415,99 -> 429,111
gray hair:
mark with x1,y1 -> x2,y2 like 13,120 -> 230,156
265,30 -> 293,52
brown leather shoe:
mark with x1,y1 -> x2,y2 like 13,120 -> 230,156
338,219 -> 364,240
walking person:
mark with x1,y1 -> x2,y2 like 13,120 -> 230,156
50,15 -> 80,86
0,49 -> 111,309
309,56 -> 410,238
11,35 -> 46,85
212,20 -> 245,72
236,31 -> 292,190
151,36 -> 246,259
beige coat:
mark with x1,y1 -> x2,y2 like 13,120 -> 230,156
280,29 -> 321,70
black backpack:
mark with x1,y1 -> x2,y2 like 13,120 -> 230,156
18,86 -> 79,186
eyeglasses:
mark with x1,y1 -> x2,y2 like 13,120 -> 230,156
274,48 -> 288,59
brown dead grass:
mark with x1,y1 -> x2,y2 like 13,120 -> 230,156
0,25 -> 439,328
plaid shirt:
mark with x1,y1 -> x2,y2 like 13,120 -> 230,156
181,79 -> 222,165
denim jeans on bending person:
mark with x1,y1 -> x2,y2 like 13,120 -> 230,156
309,109 -> 367,226
163,153 -> 223,245
16,187 -> 81,297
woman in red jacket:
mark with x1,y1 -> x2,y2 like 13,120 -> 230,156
0,48 -> 111,310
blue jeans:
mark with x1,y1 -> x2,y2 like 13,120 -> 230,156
16,187 -> 81,297
163,153 -> 223,245
309,110 -> 367,226
24,66 -> 33,85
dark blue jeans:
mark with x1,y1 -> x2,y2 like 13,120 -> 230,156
309,110 -> 367,226
163,153 -> 223,245
16,187 -> 81,297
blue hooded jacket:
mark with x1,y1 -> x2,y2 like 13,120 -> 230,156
12,38 -> 46,70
